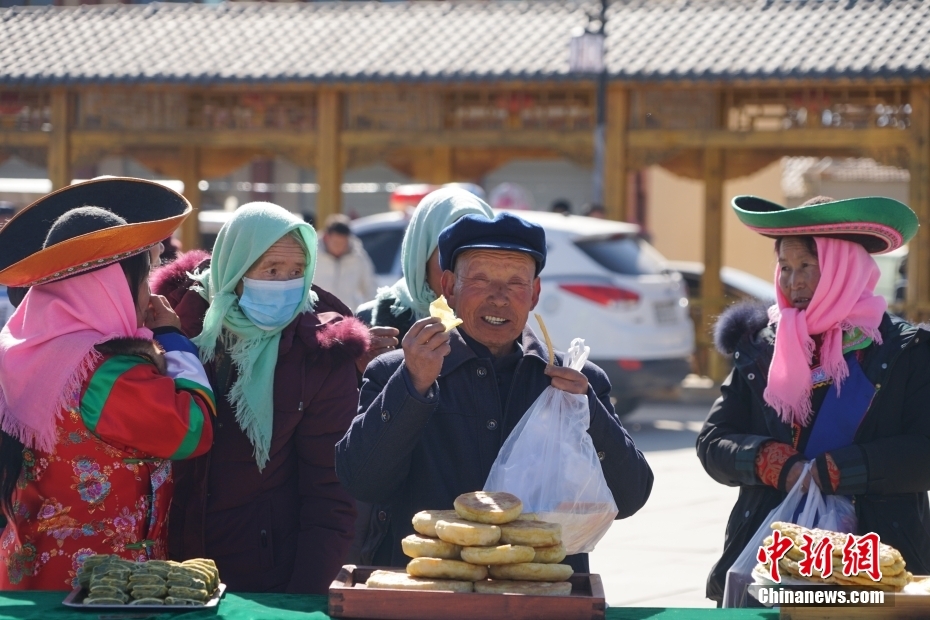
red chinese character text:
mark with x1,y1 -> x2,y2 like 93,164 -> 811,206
842,532 -> 883,582
757,530 -> 794,583
798,533 -> 833,579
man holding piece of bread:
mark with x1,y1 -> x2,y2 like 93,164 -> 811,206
336,212 -> 653,571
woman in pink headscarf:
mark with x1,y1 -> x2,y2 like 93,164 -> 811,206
0,179 -> 216,590
696,195 -> 930,604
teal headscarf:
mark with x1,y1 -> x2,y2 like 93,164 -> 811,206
190,202 -> 317,471
377,187 -> 494,320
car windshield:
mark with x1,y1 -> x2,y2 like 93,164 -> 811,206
575,235 -> 666,276
356,228 -> 405,275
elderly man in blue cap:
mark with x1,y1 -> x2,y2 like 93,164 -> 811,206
336,213 -> 653,571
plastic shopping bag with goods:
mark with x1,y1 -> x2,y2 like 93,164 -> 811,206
723,462 -> 858,607
484,336 -> 618,555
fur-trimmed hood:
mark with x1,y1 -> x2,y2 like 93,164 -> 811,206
713,300 -> 770,355
150,250 -> 370,361
95,337 -> 167,375
150,249 -> 210,301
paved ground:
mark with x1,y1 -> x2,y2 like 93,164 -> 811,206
589,400 -> 737,608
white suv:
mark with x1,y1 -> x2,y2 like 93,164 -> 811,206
351,210 -> 695,416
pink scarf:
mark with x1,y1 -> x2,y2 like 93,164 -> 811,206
0,264 -> 152,452
765,237 -> 886,427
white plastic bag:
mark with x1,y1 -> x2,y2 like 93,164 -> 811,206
484,338 -> 618,555
797,481 -> 858,535
723,462 -> 858,607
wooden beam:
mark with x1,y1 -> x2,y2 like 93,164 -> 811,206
342,129 -> 593,150
66,128 -> 589,153
628,128 -> 911,150
604,86 -> 629,221
907,86 -> 930,322
702,148 -> 727,382
316,90 -> 342,224
48,90 -> 71,191
0,131 -> 50,148
178,147 -> 202,251
71,129 -> 317,150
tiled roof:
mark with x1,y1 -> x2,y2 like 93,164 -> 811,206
1,0 -> 929,87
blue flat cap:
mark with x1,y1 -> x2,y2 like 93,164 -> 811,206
438,212 -> 546,275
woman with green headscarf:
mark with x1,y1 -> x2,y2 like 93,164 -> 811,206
350,187 -> 493,566
356,187 -> 494,370
151,202 -> 370,594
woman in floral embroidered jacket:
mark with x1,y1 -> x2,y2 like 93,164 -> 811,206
0,180 -> 216,590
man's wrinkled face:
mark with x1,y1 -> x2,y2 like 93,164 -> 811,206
441,249 -> 540,354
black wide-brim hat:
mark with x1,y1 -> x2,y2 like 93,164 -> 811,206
0,177 -> 191,287
732,195 -> 918,254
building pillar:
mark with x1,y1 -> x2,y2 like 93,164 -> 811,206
907,86 -> 930,323
603,85 -> 628,221
316,90 -> 343,225
702,148 -> 727,382
48,90 -> 71,191
412,146 -> 454,184
179,146 -> 202,251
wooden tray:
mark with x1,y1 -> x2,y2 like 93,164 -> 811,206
329,565 -> 605,620
775,576 -> 930,619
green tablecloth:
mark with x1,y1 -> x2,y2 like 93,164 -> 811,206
0,592 -> 777,620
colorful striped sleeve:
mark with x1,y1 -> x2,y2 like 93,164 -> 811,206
80,353 -> 214,460
152,330 -> 217,418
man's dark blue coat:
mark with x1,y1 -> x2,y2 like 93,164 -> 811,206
335,326 -> 654,571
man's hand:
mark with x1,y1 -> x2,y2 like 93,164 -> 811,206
145,295 -> 182,330
356,326 -> 400,374
544,365 -> 589,395
402,317 -> 451,396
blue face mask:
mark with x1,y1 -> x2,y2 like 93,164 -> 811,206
238,277 -> 306,330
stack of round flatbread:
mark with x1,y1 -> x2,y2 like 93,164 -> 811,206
77,555 -> 220,606
757,521 -> 912,592
364,491 -> 574,596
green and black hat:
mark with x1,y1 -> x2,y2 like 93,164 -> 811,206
732,195 -> 918,254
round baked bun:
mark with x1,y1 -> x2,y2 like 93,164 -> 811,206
475,579 -> 573,596
488,563 -> 573,582
533,543 -> 567,564
435,517 -> 501,547
366,570 -> 473,592
460,544 -> 535,566
499,520 -> 561,547
412,510 -> 460,538
401,534 -> 462,560
407,558 -> 488,582
454,492 -> 523,525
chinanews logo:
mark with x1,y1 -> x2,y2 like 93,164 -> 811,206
749,586 -> 889,607
750,531 -> 898,608
758,531 -> 884,583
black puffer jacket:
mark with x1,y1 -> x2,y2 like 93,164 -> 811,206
337,326 -> 653,572
697,302 -> 930,602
